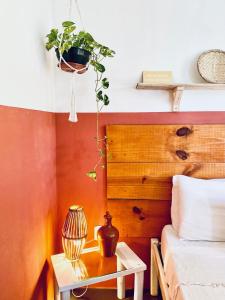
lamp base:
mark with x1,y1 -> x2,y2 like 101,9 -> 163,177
62,237 -> 86,261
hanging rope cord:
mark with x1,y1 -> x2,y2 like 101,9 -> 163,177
58,0 -> 89,122
59,0 -> 87,73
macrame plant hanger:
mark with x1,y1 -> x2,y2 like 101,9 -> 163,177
58,0 -> 87,122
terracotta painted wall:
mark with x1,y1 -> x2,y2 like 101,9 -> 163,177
0,106 -> 57,300
2,108 -> 224,298
56,111 -> 225,288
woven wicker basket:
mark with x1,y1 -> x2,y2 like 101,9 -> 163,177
197,49 -> 225,83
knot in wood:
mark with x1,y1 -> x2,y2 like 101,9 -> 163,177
133,206 -> 142,214
132,206 -> 145,220
142,176 -> 147,184
176,127 -> 192,137
176,150 -> 189,160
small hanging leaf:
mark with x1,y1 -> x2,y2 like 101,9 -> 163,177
90,60 -> 96,67
100,46 -> 116,57
102,78 -> 109,89
97,91 -> 103,101
62,21 -> 75,27
95,63 -> 105,73
99,149 -> 105,157
103,95 -> 109,105
86,170 -> 97,181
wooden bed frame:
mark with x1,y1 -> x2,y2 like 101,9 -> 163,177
151,239 -> 170,300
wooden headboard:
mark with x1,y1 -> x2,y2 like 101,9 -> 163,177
106,124 -> 225,238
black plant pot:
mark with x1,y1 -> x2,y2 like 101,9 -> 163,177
56,47 -> 91,65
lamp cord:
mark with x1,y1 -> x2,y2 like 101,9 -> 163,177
71,239 -> 96,298
72,286 -> 88,298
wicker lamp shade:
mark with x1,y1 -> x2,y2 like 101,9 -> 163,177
62,205 -> 88,261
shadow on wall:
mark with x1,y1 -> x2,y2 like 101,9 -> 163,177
31,261 -> 49,300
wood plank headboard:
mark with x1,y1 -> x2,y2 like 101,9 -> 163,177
106,124 -> 225,238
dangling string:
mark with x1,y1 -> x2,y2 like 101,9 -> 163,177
68,73 -> 78,122
65,0 -> 85,122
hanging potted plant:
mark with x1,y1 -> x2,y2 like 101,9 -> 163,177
45,21 -> 115,181
46,21 -> 115,74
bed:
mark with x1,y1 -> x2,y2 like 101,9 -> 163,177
151,175 -> 225,300
151,225 -> 225,300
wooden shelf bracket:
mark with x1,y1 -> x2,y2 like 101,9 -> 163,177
172,86 -> 184,112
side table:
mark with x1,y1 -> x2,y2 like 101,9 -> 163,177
51,242 -> 147,300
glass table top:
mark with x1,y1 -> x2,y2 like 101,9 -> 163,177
68,249 -> 121,282
51,242 -> 146,290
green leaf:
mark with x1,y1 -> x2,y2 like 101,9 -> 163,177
108,49 -> 116,57
103,95 -> 109,105
62,41 -> 72,52
62,33 -> 70,40
62,21 -> 75,27
86,170 -> 97,181
97,91 -> 103,101
90,60 -> 96,67
84,32 -> 94,42
64,25 -> 76,34
99,149 -> 105,157
46,28 -> 58,41
45,42 -> 54,51
78,31 -> 94,42
102,78 -> 109,89
95,63 -> 105,73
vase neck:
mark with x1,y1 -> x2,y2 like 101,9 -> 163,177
104,211 -> 112,226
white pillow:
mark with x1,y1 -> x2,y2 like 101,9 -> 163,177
171,175 -> 225,241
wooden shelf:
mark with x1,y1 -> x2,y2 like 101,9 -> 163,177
136,83 -> 225,111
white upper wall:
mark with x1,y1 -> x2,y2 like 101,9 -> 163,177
54,0 -> 225,112
0,0 -> 55,111
1,0 -> 225,112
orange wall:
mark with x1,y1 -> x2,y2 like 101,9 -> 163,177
1,109 -> 225,298
0,106 -> 57,300
56,112 -> 225,288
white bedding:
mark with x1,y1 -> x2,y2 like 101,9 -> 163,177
161,225 -> 225,300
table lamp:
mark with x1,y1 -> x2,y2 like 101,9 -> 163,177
62,205 -> 87,261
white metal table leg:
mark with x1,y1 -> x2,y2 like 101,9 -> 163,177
61,291 -> 70,300
134,271 -> 144,300
117,256 -> 126,299
54,276 -> 60,300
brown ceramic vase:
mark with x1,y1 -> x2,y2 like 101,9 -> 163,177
97,211 -> 119,257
